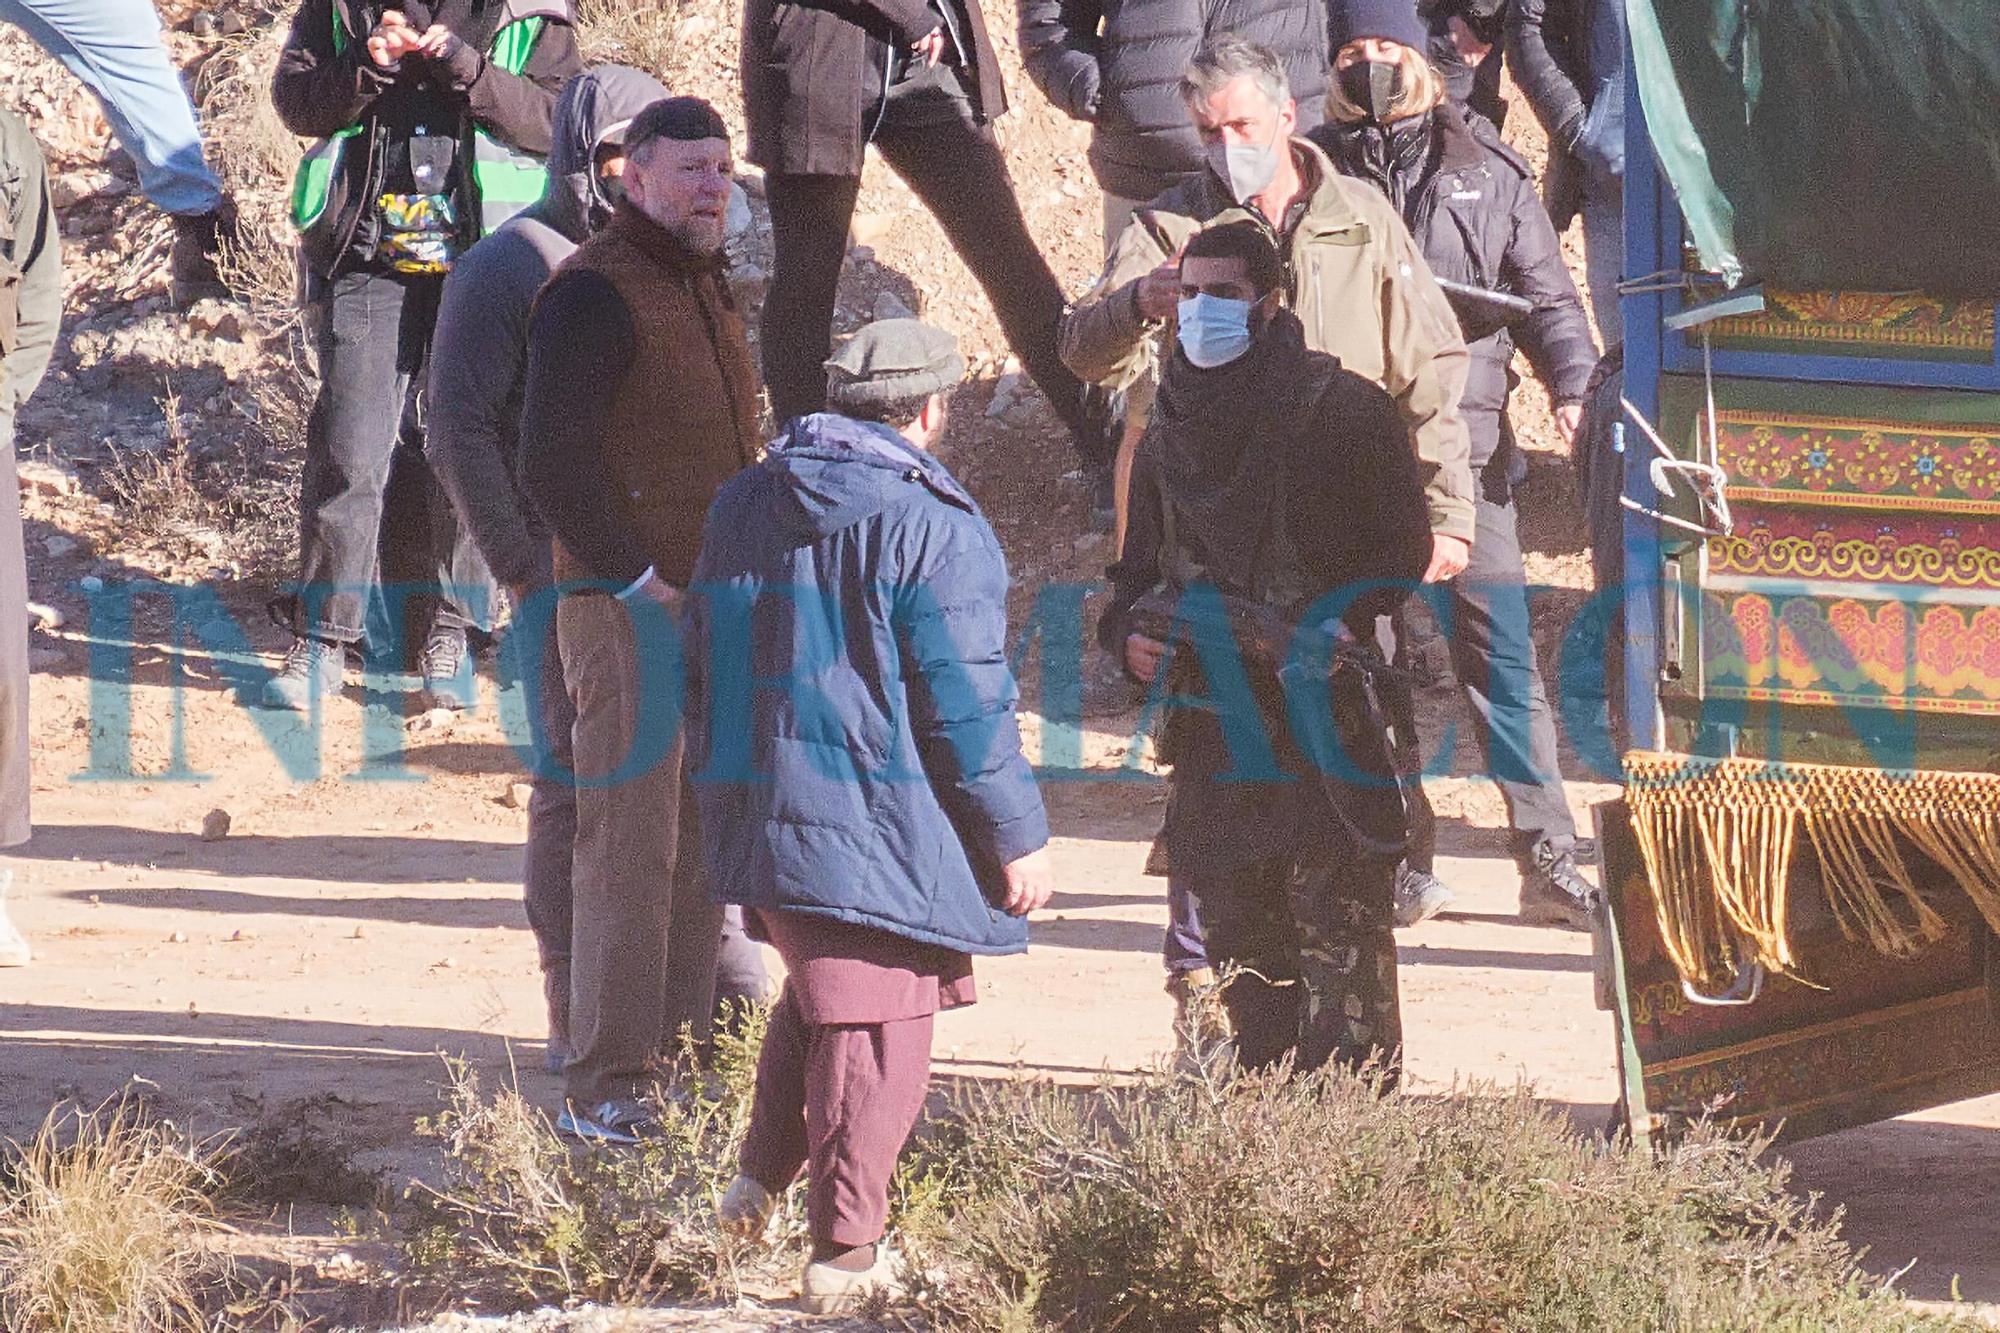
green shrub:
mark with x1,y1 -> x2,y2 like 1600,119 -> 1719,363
399,1010 -> 801,1311
901,1069 -> 1976,1333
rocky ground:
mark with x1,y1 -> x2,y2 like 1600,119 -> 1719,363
2,1 -> 1998,1328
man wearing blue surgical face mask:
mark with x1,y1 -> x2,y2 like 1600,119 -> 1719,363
1101,220 -> 1432,1078
1175,253 -> 1280,368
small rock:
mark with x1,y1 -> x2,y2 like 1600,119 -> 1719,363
188,11 -> 218,36
47,169 -> 114,210
17,459 -> 81,498
436,956 -> 458,970
505,781 -> 533,810
218,8 -> 249,35
848,212 -> 897,251
199,809 -> 231,841
168,930 -> 188,943
227,929 -> 253,942
182,299 -> 244,341
872,290 -> 915,320
42,534 -> 78,559
725,181 -> 753,242
986,370 -> 1028,419
78,575 -> 105,594
408,707 -> 458,734
350,925 -> 366,941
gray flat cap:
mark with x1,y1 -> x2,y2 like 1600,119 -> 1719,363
824,318 -> 965,411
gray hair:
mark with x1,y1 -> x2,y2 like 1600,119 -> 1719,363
1179,34 -> 1291,113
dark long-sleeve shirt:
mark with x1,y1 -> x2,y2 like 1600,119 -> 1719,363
427,217 -> 578,589
516,268 -> 653,589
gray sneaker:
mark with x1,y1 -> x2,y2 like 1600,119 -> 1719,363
1392,865 -> 1454,928
416,624 -> 470,711
261,635 -> 345,711
556,1097 -> 664,1146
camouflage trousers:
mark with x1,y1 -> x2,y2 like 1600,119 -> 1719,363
1184,842 -> 1402,1084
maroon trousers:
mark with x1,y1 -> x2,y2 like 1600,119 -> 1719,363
739,910 -> 974,1248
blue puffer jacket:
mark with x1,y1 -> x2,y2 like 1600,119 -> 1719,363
685,413 -> 1050,956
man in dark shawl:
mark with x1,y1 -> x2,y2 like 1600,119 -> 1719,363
1100,219 -> 1432,1076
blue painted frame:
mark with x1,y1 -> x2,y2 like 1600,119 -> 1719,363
1621,46 -> 1666,751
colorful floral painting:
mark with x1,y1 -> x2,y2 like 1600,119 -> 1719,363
1697,288 -> 1995,364
1719,412 -> 2000,513
1704,591 -> 2000,714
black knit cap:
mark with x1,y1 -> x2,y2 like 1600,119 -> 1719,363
1327,0 -> 1429,52
624,96 -> 729,151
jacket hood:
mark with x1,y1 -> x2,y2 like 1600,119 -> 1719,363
762,413 -> 978,540
535,65 -> 670,242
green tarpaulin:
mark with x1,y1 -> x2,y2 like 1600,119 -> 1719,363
1628,0 -> 2000,295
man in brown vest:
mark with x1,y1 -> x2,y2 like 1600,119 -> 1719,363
518,96 -> 761,1143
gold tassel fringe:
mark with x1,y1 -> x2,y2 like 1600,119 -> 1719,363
1622,753 -> 2000,994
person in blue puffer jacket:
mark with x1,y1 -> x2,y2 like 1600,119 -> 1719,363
685,318 -> 1052,1317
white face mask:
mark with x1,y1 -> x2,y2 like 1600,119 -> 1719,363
1176,292 -> 1256,368
1205,122 -> 1284,205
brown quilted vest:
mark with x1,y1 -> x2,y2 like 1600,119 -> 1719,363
550,206 -> 762,587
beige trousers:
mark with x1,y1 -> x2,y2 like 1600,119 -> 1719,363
556,591 -> 723,1106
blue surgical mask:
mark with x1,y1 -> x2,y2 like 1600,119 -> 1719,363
1176,292 -> 1254,368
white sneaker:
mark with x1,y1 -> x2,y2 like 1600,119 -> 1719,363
717,1173 -> 776,1240
800,1244 -> 900,1315
0,869 -> 28,968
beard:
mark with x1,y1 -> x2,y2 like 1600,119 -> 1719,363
669,211 -> 727,255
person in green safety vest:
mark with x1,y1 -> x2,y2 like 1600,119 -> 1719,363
264,0 -> 580,711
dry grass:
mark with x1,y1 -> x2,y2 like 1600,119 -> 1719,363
0,1098 -> 225,1333
578,0 -> 682,78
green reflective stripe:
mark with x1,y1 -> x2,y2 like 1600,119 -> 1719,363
296,11 -> 550,234
471,19 -> 552,234
489,16 -> 544,74
471,146 -> 547,202
289,126 -> 361,231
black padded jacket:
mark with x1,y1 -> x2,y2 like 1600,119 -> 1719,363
1311,105 -> 1596,477
1020,0 -> 1330,203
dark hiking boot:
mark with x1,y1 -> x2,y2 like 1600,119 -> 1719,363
417,624 -> 471,711
1393,864 -> 1455,928
170,201 -> 236,308
261,635 -> 345,711
1518,842 -> 1600,932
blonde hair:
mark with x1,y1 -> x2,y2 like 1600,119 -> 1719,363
1324,42 -> 1446,123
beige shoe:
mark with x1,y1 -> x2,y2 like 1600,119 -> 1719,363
800,1245 -> 900,1316
0,870 -> 28,968
717,1173 -> 775,1240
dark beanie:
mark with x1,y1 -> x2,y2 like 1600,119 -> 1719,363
1327,0 -> 1429,53
624,96 -> 728,151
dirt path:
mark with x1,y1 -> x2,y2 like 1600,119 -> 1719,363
3,632 -> 1995,1318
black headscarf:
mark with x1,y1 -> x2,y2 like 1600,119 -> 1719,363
1151,307 -> 1339,598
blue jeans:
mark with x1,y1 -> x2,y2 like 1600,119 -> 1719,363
0,0 -> 222,215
